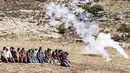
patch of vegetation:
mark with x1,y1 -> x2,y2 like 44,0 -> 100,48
118,24 -> 130,32
80,4 -> 104,16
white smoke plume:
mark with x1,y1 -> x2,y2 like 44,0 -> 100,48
45,1 -> 129,61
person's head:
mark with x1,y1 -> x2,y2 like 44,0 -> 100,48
49,49 -> 51,53
65,52 -> 68,55
58,50 -> 63,54
6,48 -> 9,52
39,47 -> 42,50
10,47 -> 15,51
22,48 -> 25,52
55,49 -> 58,52
52,51 -> 55,54
38,47 -> 42,52
47,48 -> 50,52
61,50 -> 63,52
35,49 -> 38,51
10,47 -> 13,51
27,49 -> 31,52
3,46 -> 6,50
32,49 -> 35,53
27,49 -> 30,52
60,50 -> 63,52
17,48 -> 20,51
58,50 -> 61,53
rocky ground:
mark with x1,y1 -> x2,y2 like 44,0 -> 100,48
0,0 -> 130,42
0,40 -> 130,73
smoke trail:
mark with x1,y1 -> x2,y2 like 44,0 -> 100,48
45,1 -> 129,61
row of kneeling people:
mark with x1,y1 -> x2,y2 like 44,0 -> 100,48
0,47 -> 70,67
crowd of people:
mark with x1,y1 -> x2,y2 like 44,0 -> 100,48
0,47 -> 70,67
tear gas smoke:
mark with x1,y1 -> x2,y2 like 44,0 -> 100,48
46,0 -> 129,61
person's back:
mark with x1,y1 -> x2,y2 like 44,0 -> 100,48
4,48 -> 10,62
37,47 -> 44,63
27,49 -> 33,63
12,50 -> 17,59
34,49 -> 38,57
16,48 -> 20,62
51,51 -> 57,64
11,48 -> 16,58
11,47 -> 18,62
32,50 -> 35,63
7,47 -> 14,62
59,52 -> 70,67
52,51 -> 56,60
19,48 -> 27,63
1,47 -> 6,62
45,48 -> 51,63
57,50 -> 63,63
34,49 -> 39,63
37,50 -> 43,58
32,49 -> 39,63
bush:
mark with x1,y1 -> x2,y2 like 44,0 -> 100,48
118,24 -> 130,32
80,4 -> 104,16
90,5 -> 104,14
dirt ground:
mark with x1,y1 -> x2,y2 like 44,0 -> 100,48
0,40 -> 130,73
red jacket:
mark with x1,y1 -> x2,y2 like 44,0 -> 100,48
52,53 -> 56,60
19,50 -> 26,59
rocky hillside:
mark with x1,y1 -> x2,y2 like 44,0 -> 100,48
0,0 -> 130,43
0,0 -> 62,41
96,0 -> 130,43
